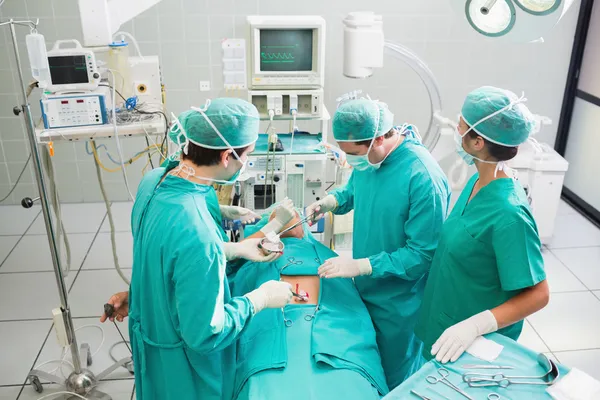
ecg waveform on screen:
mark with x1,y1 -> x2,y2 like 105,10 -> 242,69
260,52 -> 295,63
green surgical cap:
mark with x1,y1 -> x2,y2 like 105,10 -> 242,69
333,99 -> 394,142
169,98 -> 260,149
461,86 -> 535,147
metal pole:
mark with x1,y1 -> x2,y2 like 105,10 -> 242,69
7,21 -> 82,373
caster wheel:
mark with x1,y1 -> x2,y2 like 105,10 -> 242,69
30,376 -> 43,393
87,351 -> 93,366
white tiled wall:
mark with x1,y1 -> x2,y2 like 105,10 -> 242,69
0,0 -> 581,204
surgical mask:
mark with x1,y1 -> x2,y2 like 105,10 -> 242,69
347,124 -> 407,171
454,126 -> 509,175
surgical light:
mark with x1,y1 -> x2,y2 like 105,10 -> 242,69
458,0 -> 579,41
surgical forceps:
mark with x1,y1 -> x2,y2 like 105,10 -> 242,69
426,368 -> 474,400
410,390 -> 431,400
280,257 -> 302,272
282,305 -> 319,327
463,354 -> 560,388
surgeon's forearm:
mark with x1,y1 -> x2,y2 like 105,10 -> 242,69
491,280 -> 549,329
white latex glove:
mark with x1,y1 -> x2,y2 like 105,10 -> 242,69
245,280 -> 293,314
260,197 -> 295,236
317,256 -> 372,278
306,194 -> 337,226
220,205 -> 261,225
223,238 -> 281,262
431,310 -> 498,364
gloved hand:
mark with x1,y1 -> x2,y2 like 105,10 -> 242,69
223,238 -> 281,262
220,205 -> 261,225
317,256 -> 372,278
260,197 -> 295,236
306,194 -> 337,226
245,280 -> 293,314
431,310 -> 498,363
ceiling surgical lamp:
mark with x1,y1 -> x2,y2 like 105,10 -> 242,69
458,0 -> 578,42
342,12 -> 444,151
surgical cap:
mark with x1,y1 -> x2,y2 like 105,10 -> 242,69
461,86 -> 535,147
170,98 -> 260,149
333,99 -> 394,142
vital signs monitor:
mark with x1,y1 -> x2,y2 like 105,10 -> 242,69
46,40 -> 101,93
247,16 -> 325,90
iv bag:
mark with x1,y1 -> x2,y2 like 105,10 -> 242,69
26,33 -> 50,88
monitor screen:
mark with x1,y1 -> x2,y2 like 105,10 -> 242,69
259,29 -> 313,72
48,55 -> 89,85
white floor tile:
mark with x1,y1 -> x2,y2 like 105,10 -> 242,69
0,206 -> 40,236
552,349 -> 600,381
17,380 -> 134,400
83,233 -> 133,270
35,317 -> 132,384
542,249 -> 587,293
528,291 -> 600,352
28,203 -> 107,235
100,202 -> 134,233
0,320 -> 52,386
68,270 -> 130,318
557,200 -> 578,216
0,386 -> 21,400
0,236 -> 20,266
1,234 -> 95,273
551,247 -> 600,291
0,272 -> 74,321
547,213 -> 600,249
518,319 -> 550,353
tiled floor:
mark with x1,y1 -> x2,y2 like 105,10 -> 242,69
0,200 -> 599,399
0,202 -> 135,400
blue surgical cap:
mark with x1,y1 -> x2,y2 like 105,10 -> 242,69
461,86 -> 535,147
170,98 -> 260,149
333,99 -> 394,142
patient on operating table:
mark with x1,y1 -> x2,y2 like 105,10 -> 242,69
227,210 -> 389,400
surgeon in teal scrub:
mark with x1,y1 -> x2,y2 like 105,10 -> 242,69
126,98 -> 297,400
307,99 -> 451,389
415,86 -> 550,364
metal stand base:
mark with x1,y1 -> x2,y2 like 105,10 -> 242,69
27,342 -> 133,399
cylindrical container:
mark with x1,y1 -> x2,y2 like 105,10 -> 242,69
343,12 -> 384,79
26,33 -> 51,88
107,40 -> 133,100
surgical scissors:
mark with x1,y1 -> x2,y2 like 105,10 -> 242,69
488,393 -> 507,400
426,368 -> 474,400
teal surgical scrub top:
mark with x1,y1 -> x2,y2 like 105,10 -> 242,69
415,174 -> 546,360
330,133 -> 451,388
128,167 -> 254,400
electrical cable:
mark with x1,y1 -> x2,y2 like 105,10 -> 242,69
42,146 -> 72,276
144,136 -> 155,168
107,69 -> 135,201
91,140 -> 131,286
0,154 -> 31,203
0,81 -> 38,204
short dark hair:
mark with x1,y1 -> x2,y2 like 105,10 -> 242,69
466,130 -> 518,161
355,128 -> 397,147
182,142 -> 251,166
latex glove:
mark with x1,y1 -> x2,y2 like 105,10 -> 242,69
100,291 -> 129,323
318,256 -> 372,278
220,205 -> 261,225
431,310 -> 498,363
260,197 -> 295,236
245,280 -> 293,314
223,238 -> 281,262
306,194 -> 337,226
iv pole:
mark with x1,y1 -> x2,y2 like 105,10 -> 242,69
2,19 -> 131,399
